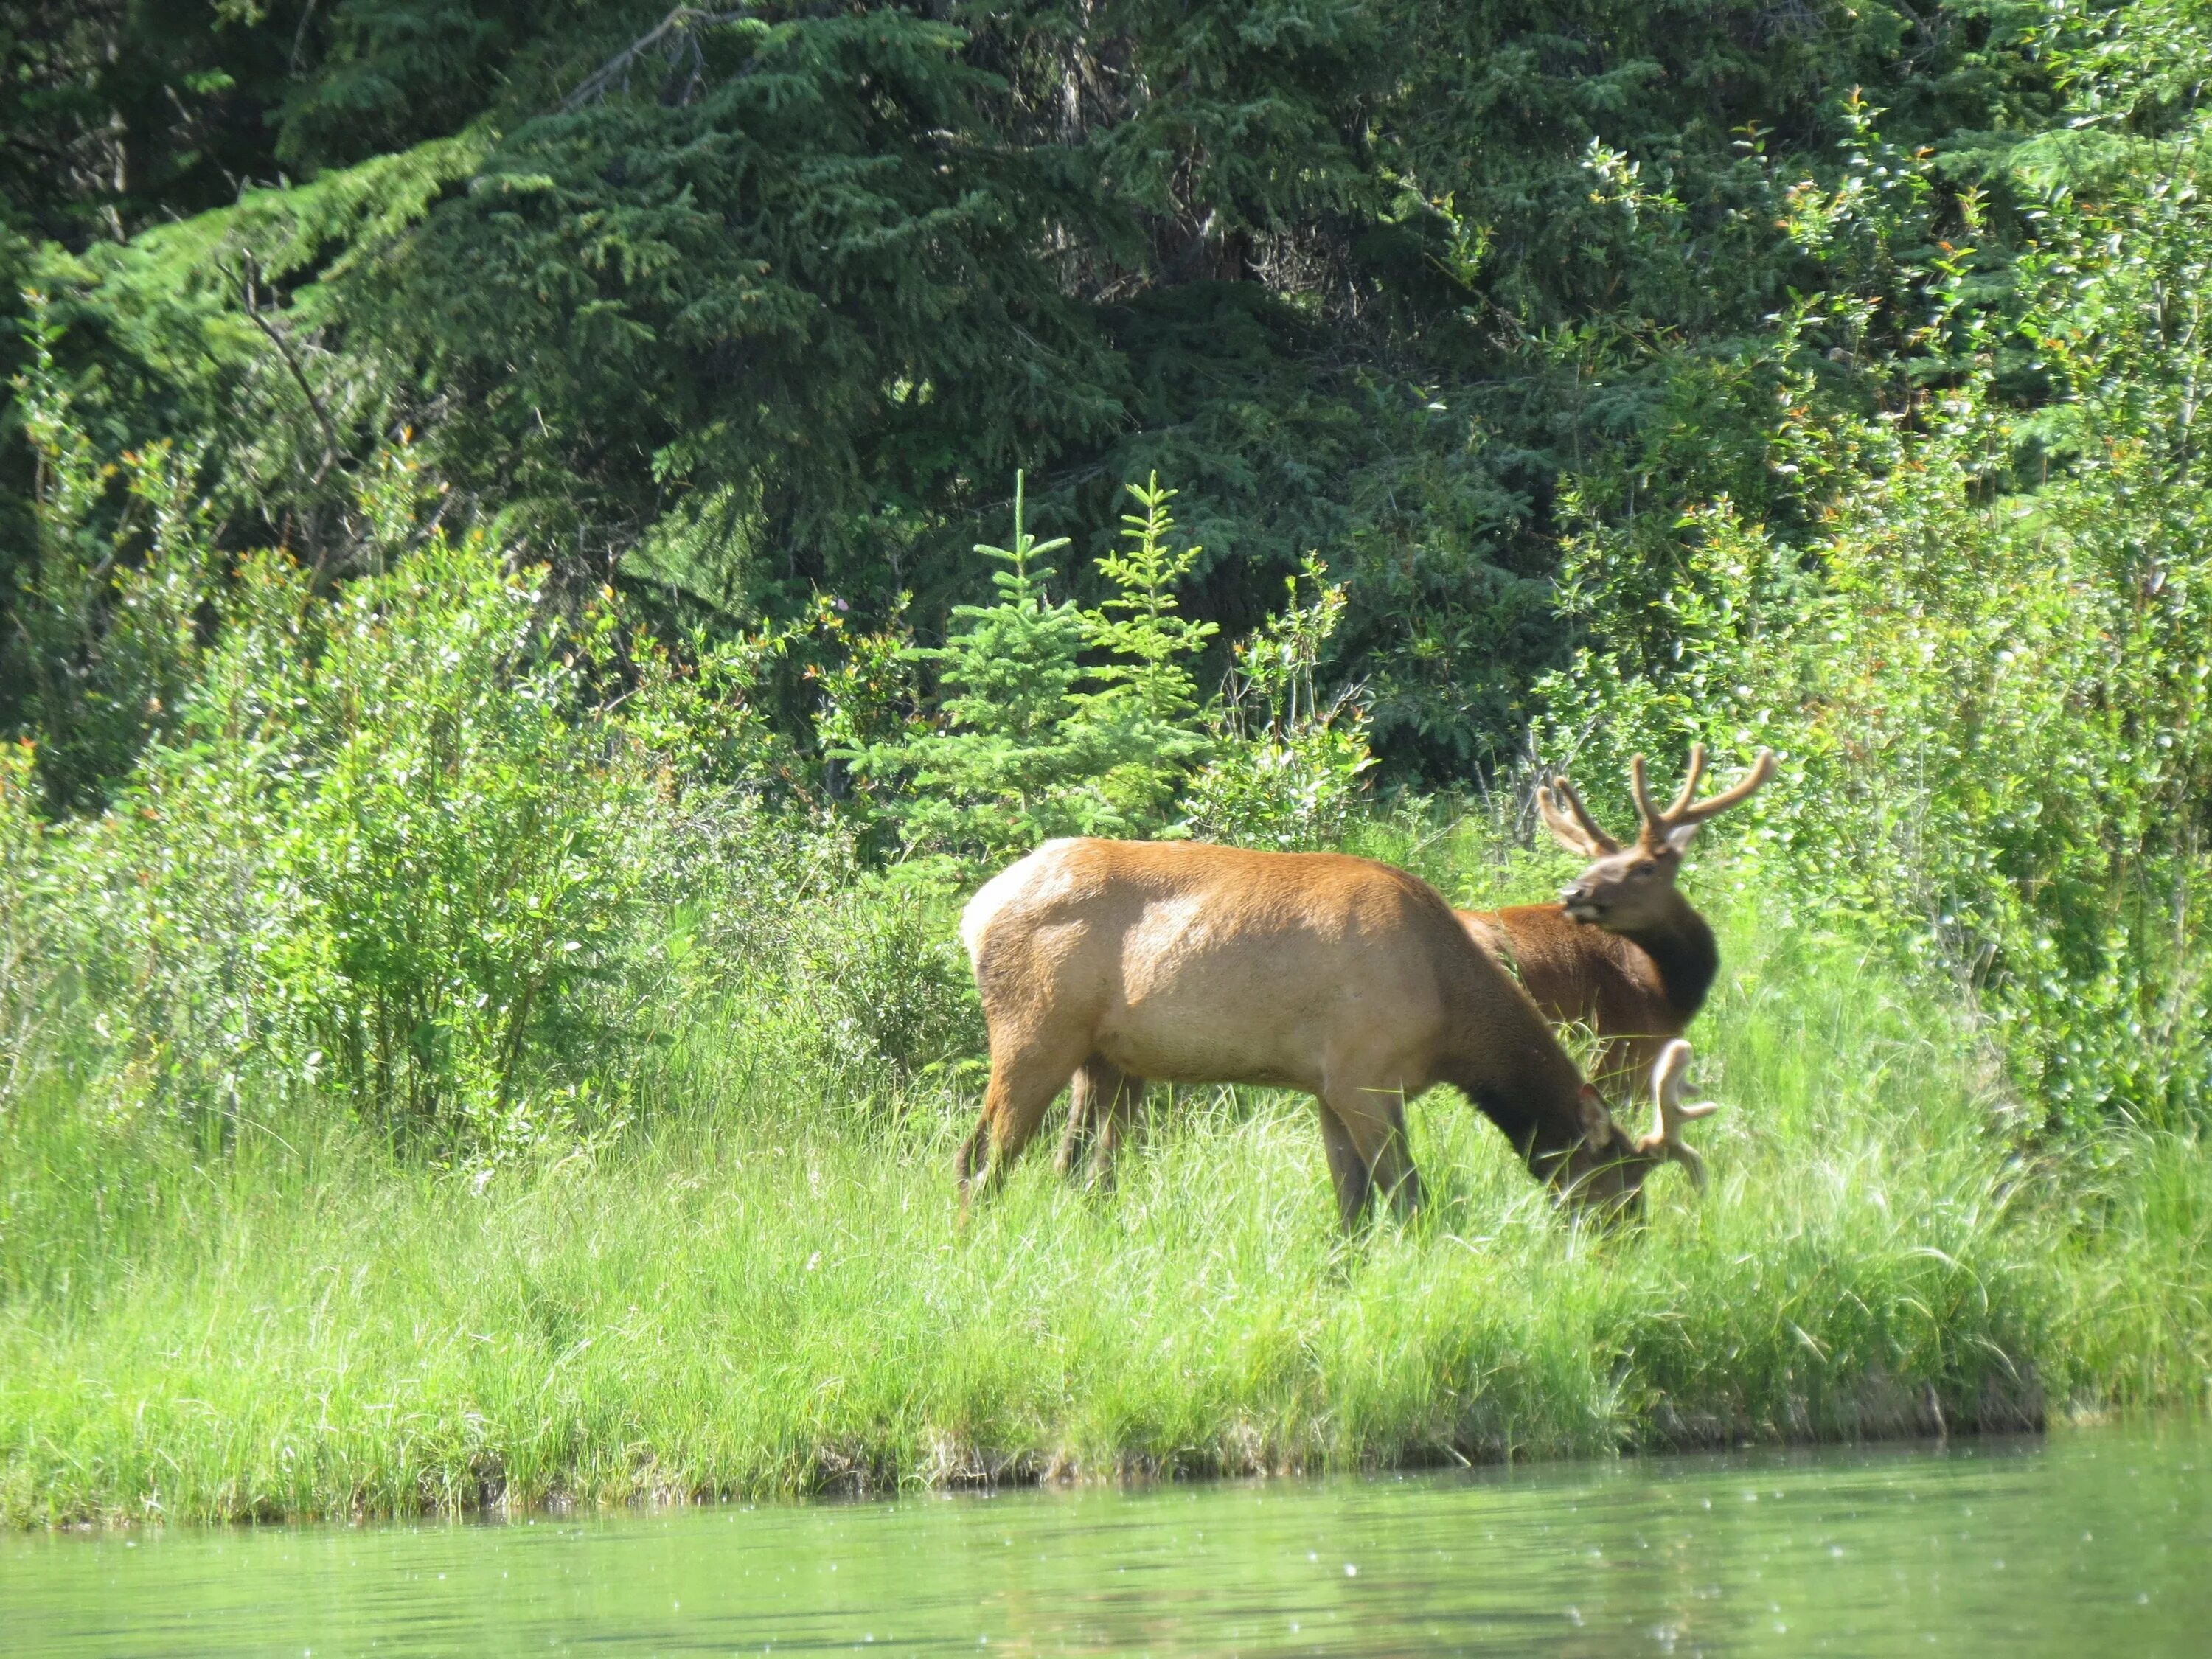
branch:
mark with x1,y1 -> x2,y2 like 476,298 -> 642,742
291,0 -> 323,74
559,7 -> 750,112
234,251 -> 342,486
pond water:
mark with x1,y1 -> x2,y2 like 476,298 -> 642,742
6,1425 -> 2208,1656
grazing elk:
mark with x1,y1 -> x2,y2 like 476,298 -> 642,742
1054,746 -> 1774,1182
958,838 -> 1716,1228
1458,745 -> 1775,1107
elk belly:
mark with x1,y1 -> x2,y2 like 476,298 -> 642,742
1091,900 -> 1435,1093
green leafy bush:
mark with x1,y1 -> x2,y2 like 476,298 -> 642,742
7,295 -> 217,812
0,740 -> 47,1114
266,535 -> 658,1150
1535,116 -> 2212,1130
3,444 -> 728,1157
1180,555 -> 1375,850
796,885 -> 986,1102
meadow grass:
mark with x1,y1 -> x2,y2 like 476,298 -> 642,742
3,875 -> 2208,1527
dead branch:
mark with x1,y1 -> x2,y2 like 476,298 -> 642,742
234,251 -> 342,486
559,7 -> 751,113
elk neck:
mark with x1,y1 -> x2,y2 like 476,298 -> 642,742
1434,969 -> 1606,1175
1441,1048 -> 1599,1176
1610,889 -> 1720,1023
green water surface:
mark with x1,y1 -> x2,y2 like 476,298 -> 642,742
6,1425 -> 2208,1655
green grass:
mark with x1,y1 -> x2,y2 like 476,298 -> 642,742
3,883 -> 2209,1528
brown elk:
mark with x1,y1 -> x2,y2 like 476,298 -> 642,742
1053,746 -> 1773,1182
957,838 -> 1717,1228
1458,745 -> 1775,1107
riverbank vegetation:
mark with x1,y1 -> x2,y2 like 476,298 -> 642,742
4,2 -> 2212,1523
4,877 -> 2206,1527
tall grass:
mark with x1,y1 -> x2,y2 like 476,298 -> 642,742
5,883 -> 2206,1528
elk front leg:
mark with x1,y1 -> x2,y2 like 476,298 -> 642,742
1323,1084 -> 1423,1225
1317,1099 -> 1374,1228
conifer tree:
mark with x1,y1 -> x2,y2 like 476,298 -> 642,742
4,0 -> 2066,785
1077,473 -> 1217,826
847,472 -> 1218,872
848,473 -> 1105,869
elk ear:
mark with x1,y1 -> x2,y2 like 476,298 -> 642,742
1576,1084 -> 1615,1147
1663,821 -> 1702,853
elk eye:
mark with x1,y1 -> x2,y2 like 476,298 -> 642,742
1635,862 -> 1656,876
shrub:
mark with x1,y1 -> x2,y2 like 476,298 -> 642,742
1533,129 -> 2212,1128
796,884 -> 985,1102
1180,555 -> 1374,849
0,741 -> 49,1114
7,294 -> 218,812
21,498 -> 691,1155
265,536 -> 661,1150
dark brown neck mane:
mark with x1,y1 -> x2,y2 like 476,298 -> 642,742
1436,975 -> 1606,1175
1615,893 -> 1719,1023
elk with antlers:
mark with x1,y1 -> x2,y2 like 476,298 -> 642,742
1456,745 -> 1775,1108
959,838 -> 1717,1228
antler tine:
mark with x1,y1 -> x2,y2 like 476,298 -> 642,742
1536,785 -> 1587,856
1641,1038 -> 1719,1191
1674,747 -> 1778,826
1540,773 -> 1622,855
1661,742 -> 1708,824
1629,753 -> 1661,833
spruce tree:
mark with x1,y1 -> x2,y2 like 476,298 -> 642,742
849,473 -> 1105,869
1076,473 -> 1217,827
848,472 -> 1217,872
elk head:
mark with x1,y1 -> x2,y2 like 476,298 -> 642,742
1551,1039 -> 1718,1217
1537,744 -> 1775,931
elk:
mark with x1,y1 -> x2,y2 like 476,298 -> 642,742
1054,746 -> 1774,1182
1458,745 -> 1775,1107
958,838 -> 1716,1228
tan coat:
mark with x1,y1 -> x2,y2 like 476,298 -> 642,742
958,838 -> 1669,1227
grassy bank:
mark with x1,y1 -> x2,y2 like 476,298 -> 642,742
4,887 -> 2207,1528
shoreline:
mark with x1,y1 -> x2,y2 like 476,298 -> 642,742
6,911 -> 2205,1531
26,1412 -> 2197,1535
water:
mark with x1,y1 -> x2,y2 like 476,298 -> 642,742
6,1425 -> 2208,1656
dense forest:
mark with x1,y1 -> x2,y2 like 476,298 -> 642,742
2,3 -> 2210,1522
7,0 -> 2094,783
7,0 -> 2208,1126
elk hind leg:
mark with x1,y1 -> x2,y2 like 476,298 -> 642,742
1054,1062 -> 1105,1178
959,1041 -> 1084,1217
1056,1058 -> 1147,1186
1077,1060 -> 1144,1189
